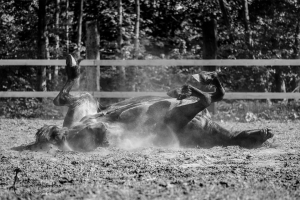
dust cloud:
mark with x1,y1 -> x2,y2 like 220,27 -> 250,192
105,123 -> 180,150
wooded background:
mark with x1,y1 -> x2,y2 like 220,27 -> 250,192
1,0 -> 300,98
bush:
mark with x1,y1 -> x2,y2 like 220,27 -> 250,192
0,98 -> 64,119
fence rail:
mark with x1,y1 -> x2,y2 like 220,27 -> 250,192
0,59 -> 299,99
0,59 -> 299,66
0,91 -> 299,99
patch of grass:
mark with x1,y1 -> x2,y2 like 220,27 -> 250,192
214,100 -> 300,122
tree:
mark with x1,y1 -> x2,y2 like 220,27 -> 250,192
218,0 -> 234,43
37,0 -> 48,91
292,0 -> 300,94
73,0 -> 84,90
202,17 -> 218,113
202,19 -> 218,61
117,0 -> 126,91
52,0 -> 60,90
66,0 -> 69,53
76,0 -> 84,49
2,0 -> 300,100
85,21 -> 100,91
134,0 -> 140,58
242,0 -> 254,58
118,0 -> 123,50
129,0 -> 141,91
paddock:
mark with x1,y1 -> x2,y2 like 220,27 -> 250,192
0,118 -> 300,199
1,59 -> 300,199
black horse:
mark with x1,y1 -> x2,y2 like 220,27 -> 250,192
29,55 -> 273,152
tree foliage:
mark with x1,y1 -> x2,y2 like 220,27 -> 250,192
0,0 -> 300,118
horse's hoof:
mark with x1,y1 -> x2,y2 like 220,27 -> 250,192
66,54 -> 80,80
262,128 -> 274,140
177,85 -> 192,100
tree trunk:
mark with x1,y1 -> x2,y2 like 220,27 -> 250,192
46,32 -> 51,90
37,0 -> 47,92
202,19 -> 218,114
202,19 -> 218,61
274,68 -> 286,93
66,0 -> 69,54
264,69 -> 272,106
118,0 -> 123,50
134,0 -> 140,58
242,0 -> 254,58
77,0 -> 84,48
218,0 -> 234,43
274,66 -> 286,103
75,0 -> 84,90
52,0 -> 60,90
292,1 -> 300,101
293,21 -> 299,59
128,0 -> 140,92
117,0 -> 126,91
85,21 -> 100,92
293,21 -> 300,100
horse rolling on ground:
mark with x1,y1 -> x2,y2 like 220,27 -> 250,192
26,55 -> 274,152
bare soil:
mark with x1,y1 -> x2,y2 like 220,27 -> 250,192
0,118 -> 300,199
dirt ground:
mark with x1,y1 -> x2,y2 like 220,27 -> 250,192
0,118 -> 300,200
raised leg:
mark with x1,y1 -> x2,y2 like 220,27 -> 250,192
53,54 -> 98,127
29,55 -> 107,152
167,71 -> 225,103
53,54 -> 80,107
165,72 -> 225,131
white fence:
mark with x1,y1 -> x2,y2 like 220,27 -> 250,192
0,59 -> 299,99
